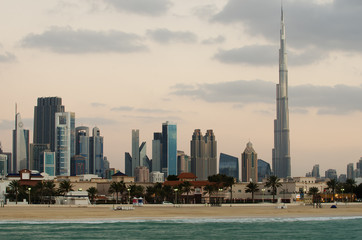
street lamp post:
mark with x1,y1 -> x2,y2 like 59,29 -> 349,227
341,188 -> 344,203
174,188 -> 178,205
262,188 -> 265,203
28,187 -> 31,205
127,188 -> 131,204
218,188 -> 223,205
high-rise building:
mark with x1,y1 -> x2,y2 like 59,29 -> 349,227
0,154 -> 7,178
71,155 -> 86,176
272,8 -> 291,178
219,153 -> 239,182
205,130 -> 217,176
13,108 -> 29,172
55,112 -> 75,176
325,169 -> 337,180
33,97 -> 65,152
312,164 -> 320,178
177,150 -> 190,175
152,132 -> 162,172
358,157 -> 362,178
125,152 -> 132,176
347,163 -> 354,180
162,121 -> 177,176
338,174 -> 347,183
0,143 -> 12,174
41,151 -> 55,176
131,129 -> 140,177
258,159 -> 271,182
135,166 -> 149,183
242,142 -> 258,183
75,126 -> 90,173
191,129 -> 217,180
89,127 -> 103,177
29,143 -> 50,172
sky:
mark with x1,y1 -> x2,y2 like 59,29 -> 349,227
0,0 -> 361,177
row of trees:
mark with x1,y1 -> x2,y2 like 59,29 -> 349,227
7,180 -> 75,204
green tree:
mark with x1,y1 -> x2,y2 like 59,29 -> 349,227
8,180 -> 21,204
108,181 -> 125,204
308,187 -> 320,204
35,181 -> 46,204
203,184 -> 216,204
327,179 -> 338,202
58,180 -> 74,196
344,179 -> 357,194
87,187 -> 98,204
129,184 -> 144,198
167,175 -> 179,181
182,181 -> 193,204
264,176 -> 282,203
245,182 -> 259,203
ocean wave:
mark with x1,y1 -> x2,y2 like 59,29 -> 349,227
1,216 -> 362,225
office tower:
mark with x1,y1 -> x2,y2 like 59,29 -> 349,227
71,155 -> 86,176
152,132 -> 162,172
75,126 -> 90,173
0,154 -> 7,178
33,97 -> 65,152
0,142 -> 12,174
219,153 -> 239,182
162,121 -> 177,176
29,143 -> 50,171
103,156 -> 110,176
139,142 -> 147,167
338,174 -> 347,183
325,169 -> 337,180
191,129 -> 205,179
358,157 -> 362,178
191,129 -> 217,180
105,168 -> 115,179
41,151 -> 55,176
125,152 -> 132,176
311,164 -> 320,178
135,166 -> 149,183
273,7 -> 291,178
258,159 -> 271,182
89,127 -> 103,177
131,129 -> 140,176
242,142 -> 258,183
13,107 -> 29,172
347,163 -> 354,180
177,150 -> 190,174
55,112 -> 75,176
204,130 -> 217,176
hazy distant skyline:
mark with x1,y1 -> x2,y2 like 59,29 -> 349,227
1,0 -> 361,177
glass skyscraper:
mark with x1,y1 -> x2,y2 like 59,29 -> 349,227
55,112 -> 75,176
131,129 -> 140,177
219,153 -> 239,182
90,127 -> 103,177
75,126 -> 89,173
152,132 -> 162,172
12,109 -> 29,172
33,97 -> 65,152
162,121 -> 177,176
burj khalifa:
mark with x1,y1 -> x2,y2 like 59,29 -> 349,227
272,7 -> 291,178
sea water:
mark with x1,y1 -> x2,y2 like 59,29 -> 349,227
1,216 -> 362,240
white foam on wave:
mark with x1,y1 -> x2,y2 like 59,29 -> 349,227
1,216 -> 362,225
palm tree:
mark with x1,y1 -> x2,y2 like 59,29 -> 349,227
245,182 -> 259,203
108,181 -> 125,204
345,179 -> 357,193
36,181 -> 46,204
327,179 -> 338,202
264,175 -> 282,203
308,187 -> 320,204
87,187 -> 98,204
58,180 -> 74,196
9,180 -> 20,204
182,181 -> 192,204
203,184 -> 216,204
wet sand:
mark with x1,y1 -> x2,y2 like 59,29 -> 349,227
1,203 -> 362,221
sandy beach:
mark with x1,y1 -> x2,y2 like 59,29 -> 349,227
1,203 -> 362,221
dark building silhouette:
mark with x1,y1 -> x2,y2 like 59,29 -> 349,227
257,159 -> 271,182
33,97 -> 65,152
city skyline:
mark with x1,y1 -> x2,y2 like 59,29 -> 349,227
0,0 -> 362,177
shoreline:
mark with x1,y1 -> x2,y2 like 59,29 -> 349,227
1,203 -> 362,221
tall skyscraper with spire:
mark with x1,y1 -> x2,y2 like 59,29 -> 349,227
272,7 -> 291,178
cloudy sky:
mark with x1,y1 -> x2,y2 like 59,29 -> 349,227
1,0 -> 361,178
